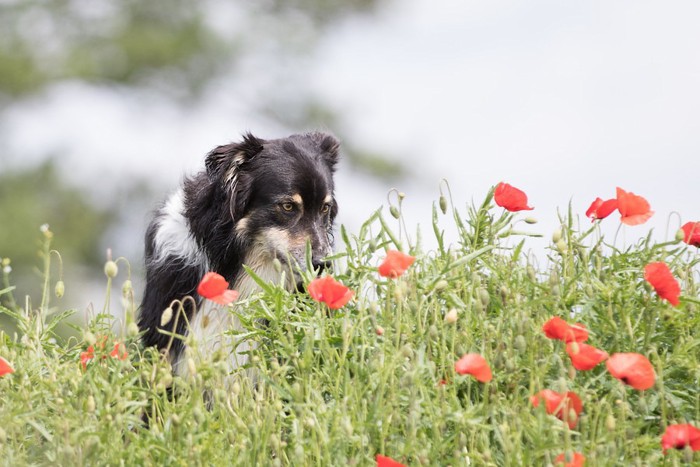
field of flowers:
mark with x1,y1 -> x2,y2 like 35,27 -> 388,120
0,183 -> 699,466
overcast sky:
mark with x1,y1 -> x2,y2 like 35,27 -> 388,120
3,0 -> 699,261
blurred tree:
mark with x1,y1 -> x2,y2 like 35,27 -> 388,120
0,0 -> 383,101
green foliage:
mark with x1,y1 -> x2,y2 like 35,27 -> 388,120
0,190 -> 699,465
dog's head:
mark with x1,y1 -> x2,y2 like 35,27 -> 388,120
206,132 -> 340,284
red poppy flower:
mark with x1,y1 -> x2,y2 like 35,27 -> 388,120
606,353 -> 655,390
378,250 -> 416,278
542,317 -> 589,343
307,276 -> 354,309
197,272 -> 239,305
680,221 -> 700,247
585,197 -> 618,222
376,454 -> 406,467
0,356 -> 15,376
661,423 -> 700,453
494,182 -> 534,212
616,187 -> 653,226
454,353 -> 493,382
530,389 -> 583,429
566,342 -> 608,371
644,262 -> 681,306
80,345 -> 95,371
110,342 -> 128,361
554,452 -> 586,467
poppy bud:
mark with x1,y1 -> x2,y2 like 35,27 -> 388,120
127,322 -> 139,336
524,217 -> 538,224
187,358 -> 196,376
160,307 -> 173,327
605,414 -> 616,431
444,308 -> 458,324
376,326 -> 384,336
552,228 -> 563,243
170,414 -> 182,426
84,331 -> 96,346
389,206 -> 400,219
439,196 -> 448,214
434,280 -> 449,292
272,258 -> 282,273
675,228 -> 686,242
87,395 -> 95,413
478,288 -> 490,307
55,281 -> 65,298
104,260 -> 118,278
232,381 -> 241,395
514,335 -> 526,352
122,280 -> 132,297
555,239 -> 568,254
526,265 -> 537,281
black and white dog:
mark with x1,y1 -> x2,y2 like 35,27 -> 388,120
138,132 -> 339,377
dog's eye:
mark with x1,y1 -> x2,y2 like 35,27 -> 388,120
281,202 -> 295,212
321,204 -> 330,214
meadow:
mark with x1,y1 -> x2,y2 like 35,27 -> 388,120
0,184 -> 698,466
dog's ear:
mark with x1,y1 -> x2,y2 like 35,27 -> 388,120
314,133 -> 340,171
204,133 -> 264,220
205,133 -> 265,180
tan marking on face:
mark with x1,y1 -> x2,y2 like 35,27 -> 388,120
236,217 -> 249,234
292,193 -> 303,206
323,195 -> 332,204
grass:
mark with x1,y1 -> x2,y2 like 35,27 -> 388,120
0,187 -> 699,466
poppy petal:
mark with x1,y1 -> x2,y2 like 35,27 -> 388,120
307,276 -> 354,309
494,182 -> 534,212
531,389 -> 582,429
644,262 -> 681,306
661,424 -> 700,453
376,454 -> 407,467
197,272 -> 238,305
0,356 -> 15,376
378,250 -> 416,278
606,353 -> 655,390
542,317 -> 589,343
454,353 -> 493,382
680,221 -> 700,247
586,197 -> 618,222
566,342 -> 608,371
554,452 -> 586,467
616,187 -> 654,226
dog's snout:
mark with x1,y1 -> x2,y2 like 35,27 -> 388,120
312,259 -> 332,274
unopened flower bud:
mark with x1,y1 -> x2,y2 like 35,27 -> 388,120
478,288 -> 490,307
87,395 -> 95,413
160,307 -> 174,327
125,322 -> 138,337
552,228 -> 563,243
524,217 -> 538,224
84,331 -> 96,346
376,326 -> 385,336
444,308 -> 458,324
439,196 -> 448,214
55,281 -> 65,298
121,280 -> 132,297
434,280 -> 449,292
104,260 -> 118,278
675,229 -> 686,242
555,239 -> 568,254
605,414 -> 616,431
389,206 -> 400,219
272,257 -> 282,273
187,358 -> 196,376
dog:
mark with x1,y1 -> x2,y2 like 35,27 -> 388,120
138,131 -> 340,378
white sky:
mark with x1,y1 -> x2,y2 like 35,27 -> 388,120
2,0 -> 699,262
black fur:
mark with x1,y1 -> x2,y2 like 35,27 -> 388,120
139,132 -> 340,366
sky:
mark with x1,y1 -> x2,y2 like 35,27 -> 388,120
3,0 -> 700,263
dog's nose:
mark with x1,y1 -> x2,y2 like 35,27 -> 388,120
312,259 -> 332,274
